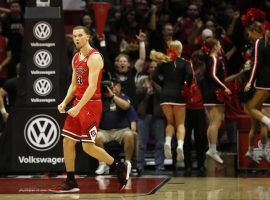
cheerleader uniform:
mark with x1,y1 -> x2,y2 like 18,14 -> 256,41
152,57 -> 192,105
201,55 -> 227,106
248,38 -> 270,90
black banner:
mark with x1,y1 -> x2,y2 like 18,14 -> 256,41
16,6 -> 68,107
5,107 -> 97,173
26,0 -> 62,7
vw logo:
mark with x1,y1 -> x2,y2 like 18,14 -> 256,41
24,114 -> 60,151
33,49 -> 52,68
33,77 -> 53,96
33,21 -> 52,40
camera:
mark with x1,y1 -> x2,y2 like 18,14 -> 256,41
101,80 -> 114,94
102,80 -> 114,88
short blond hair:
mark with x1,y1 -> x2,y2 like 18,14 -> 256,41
169,40 -> 183,55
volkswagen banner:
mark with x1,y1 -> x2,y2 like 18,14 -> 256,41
5,107 -> 97,173
16,6 -> 68,107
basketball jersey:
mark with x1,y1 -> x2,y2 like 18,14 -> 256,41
0,36 -> 8,78
73,48 -> 102,100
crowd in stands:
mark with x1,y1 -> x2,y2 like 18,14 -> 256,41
0,0 -> 270,177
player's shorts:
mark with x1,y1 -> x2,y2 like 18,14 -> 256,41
62,99 -> 102,143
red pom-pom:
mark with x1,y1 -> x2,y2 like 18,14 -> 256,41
201,44 -> 210,54
262,21 -> 270,34
166,49 -> 179,61
241,8 -> 265,27
216,89 -> 232,104
181,81 -> 192,99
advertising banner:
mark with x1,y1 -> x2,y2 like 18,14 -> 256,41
16,7 -> 68,107
5,107 -> 97,173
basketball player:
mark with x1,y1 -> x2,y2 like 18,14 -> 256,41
49,26 -> 129,193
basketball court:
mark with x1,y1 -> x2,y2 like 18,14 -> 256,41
0,174 -> 269,200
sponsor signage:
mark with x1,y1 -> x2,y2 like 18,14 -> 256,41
6,107 -> 97,173
8,108 -> 65,171
16,6 -> 68,107
24,114 -> 60,151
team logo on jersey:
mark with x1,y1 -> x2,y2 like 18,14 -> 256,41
33,21 -> 52,41
33,77 -> 53,96
33,49 -> 52,68
24,114 -> 60,151
88,126 -> 97,141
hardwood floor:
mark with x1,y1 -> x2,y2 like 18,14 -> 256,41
0,177 -> 269,200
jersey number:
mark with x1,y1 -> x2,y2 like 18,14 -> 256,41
77,76 -> 83,85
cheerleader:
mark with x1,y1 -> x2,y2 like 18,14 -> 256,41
151,40 -> 192,162
200,38 -> 231,164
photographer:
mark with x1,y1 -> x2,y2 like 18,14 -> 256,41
95,79 -> 136,175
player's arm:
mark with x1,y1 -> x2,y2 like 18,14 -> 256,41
68,53 -> 103,117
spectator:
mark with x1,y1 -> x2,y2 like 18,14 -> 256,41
136,60 -> 165,173
95,79 -> 135,176
174,4 -> 202,58
1,1 -> 24,78
0,21 -> 11,86
183,50 -> 207,177
98,30 -> 146,106
0,62 -> 19,123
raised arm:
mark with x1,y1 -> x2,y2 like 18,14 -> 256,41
134,30 -> 146,73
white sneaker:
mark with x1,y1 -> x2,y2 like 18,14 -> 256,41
95,163 -> 110,175
164,143 -> 172,159
177,147 -> 184,161
206,150 -> 223,164
245,151 -> 260,164
125,161 -> 132,181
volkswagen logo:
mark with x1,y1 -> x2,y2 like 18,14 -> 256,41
33,77 -> 53,96
33,49 -> 52,68
33,21 -> 52,40
24,114 -> 60,151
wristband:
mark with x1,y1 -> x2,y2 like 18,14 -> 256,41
100,40 -> 106,47
139,42 -> 145,49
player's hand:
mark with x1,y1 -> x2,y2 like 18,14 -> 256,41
67,106 -> 80,118
58,102 -> 66,113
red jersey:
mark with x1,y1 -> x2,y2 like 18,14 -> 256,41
0,36 -> 9,79
73,48 -> 102,100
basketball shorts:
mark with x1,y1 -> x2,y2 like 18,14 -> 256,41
62,99 -> 102,143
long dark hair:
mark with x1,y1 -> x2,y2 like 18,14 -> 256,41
191,50 -> 206,75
